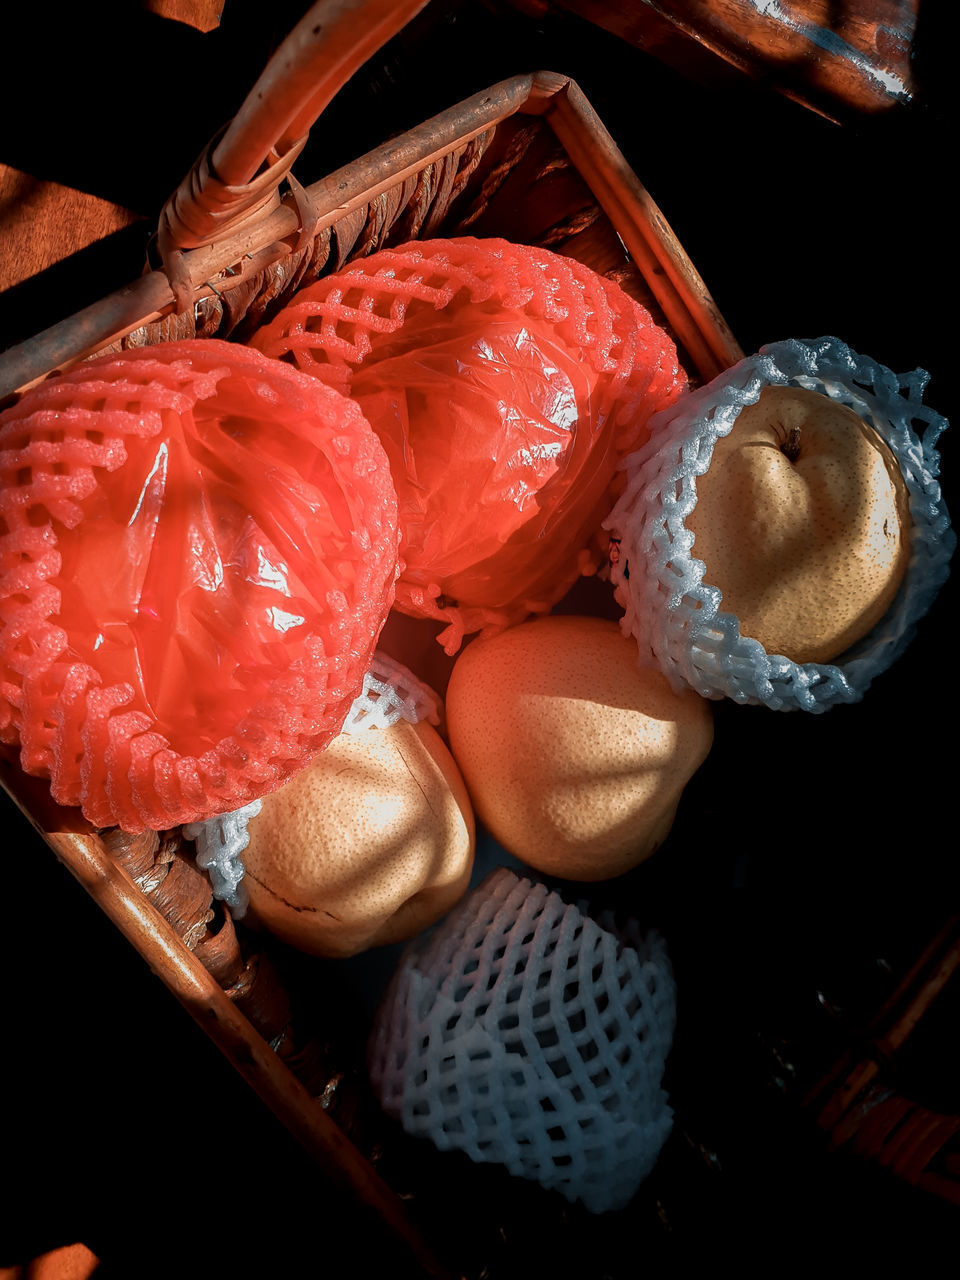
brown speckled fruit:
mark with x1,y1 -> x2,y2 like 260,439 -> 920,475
241,719 -> 475,958
445,615 -> 713,881
687,385 -> 911,664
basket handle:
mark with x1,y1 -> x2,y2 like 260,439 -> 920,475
216,0 -> 431,187
157,0 -> 430,308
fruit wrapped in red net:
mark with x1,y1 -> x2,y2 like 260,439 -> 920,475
0,340 -> 399,832
250,237 -> 686,652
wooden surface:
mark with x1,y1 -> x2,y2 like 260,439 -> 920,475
0,167 -> 141,294
143,0 -> 226,30
512,0 -> 921,119
1,0 -> 957,1273
0,2 -> 227,293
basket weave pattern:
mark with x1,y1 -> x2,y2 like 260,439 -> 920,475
126,129 -> 498,356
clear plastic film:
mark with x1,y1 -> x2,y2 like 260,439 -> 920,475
0,340 -> 400,830
250,237 -> 686,653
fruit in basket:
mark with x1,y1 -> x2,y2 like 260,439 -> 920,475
368,867 -> 677,1214
686,385 -> 911,664
241,718 -> 475,958
0,340 -> 400,832
444,614 -> 713,880
605,336 -> 953,712
249,237 -> 686,653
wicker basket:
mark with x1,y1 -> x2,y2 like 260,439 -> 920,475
1,1 -> 956,1273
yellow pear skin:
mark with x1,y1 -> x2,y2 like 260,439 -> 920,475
687,385 -> 911,665
445,615 -> 713,881
242,719 -> 475,958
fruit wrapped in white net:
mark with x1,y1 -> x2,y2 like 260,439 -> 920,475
184,650 -> 439,913
604,335 -> 954,712
367,867 -> 676,1214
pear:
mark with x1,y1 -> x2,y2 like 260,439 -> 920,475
241,719 -> 475,958
686,385 -> 911,665
445,615 -> 713,881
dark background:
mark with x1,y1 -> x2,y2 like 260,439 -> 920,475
1,1 -> 957,1274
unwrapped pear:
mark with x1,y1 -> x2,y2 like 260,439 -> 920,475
241,719 -> 475,958
445,615 -> 713,880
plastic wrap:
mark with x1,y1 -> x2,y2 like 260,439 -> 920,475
250,237 -> 686,652
0,340 -> 400,830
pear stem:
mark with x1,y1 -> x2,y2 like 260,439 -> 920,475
782,426 -> 802,463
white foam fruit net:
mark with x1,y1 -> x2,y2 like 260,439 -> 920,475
604,336 -> 955,712
183,650 -> 441,914
183,798 -> 262,914
339,650 -> 442,733
368,867 -> 676,1214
